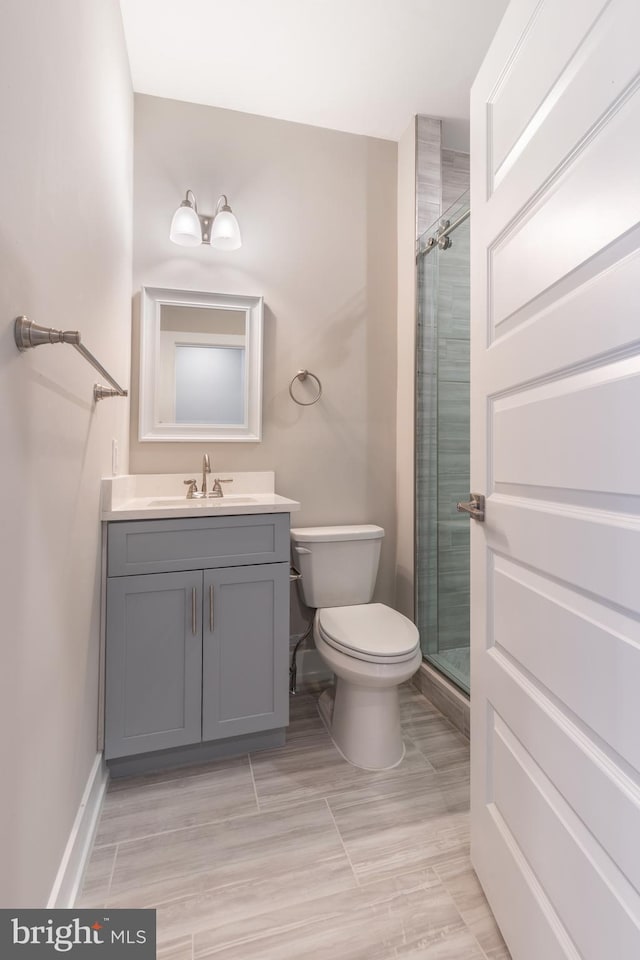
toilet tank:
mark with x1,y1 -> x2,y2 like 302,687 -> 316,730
290,525 -> 384,608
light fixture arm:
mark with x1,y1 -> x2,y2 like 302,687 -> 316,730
215,194 -> 231,214
177,188 -> 213,244
175,189 -> 198,213
195,195 -> 233,244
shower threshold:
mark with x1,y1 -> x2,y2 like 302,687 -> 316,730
424,647 -> 469,696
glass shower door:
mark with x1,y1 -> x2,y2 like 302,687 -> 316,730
415,191 -> 471,693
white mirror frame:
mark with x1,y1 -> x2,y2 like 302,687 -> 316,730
139,286 -> 263,442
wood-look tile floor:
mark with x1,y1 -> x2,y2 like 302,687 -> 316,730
79,683 -> 511,960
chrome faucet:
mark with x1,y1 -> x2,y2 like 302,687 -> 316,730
184,456 -> 232,499
201,453 -> 211,497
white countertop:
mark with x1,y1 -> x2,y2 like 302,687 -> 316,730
102,472 -> 300,521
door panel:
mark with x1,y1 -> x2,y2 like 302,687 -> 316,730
485,242 -> 640,389
487,649 -> 640,894
488,0 -> 640,196
493,358 -> 640,494
202,562 -> 289,740
471,1 -> 640,956
486,497 -> 640,611
105,571 -> 203,759
490,0 -> 605,171
491,716 -> 639,960
493,557 -> 640,771
491,83 -> 640,328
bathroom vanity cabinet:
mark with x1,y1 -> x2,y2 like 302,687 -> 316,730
103,513 -> 290,767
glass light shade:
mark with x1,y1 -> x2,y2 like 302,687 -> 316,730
169,204 -> 202,246
210,209 -> 242,250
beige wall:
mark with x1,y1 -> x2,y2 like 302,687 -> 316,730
395,120 -> 417,618
131,95 -> 398,607
0,1 -> 132,904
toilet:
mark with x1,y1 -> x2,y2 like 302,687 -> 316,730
290,524 -> 421,770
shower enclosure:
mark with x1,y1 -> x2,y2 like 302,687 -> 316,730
415,190 -> 471,693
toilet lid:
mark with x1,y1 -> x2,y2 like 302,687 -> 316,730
317,604 -> 419,662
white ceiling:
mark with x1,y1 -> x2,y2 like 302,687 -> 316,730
119,0 -> 509,147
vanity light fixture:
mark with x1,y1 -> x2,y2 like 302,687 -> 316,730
169,190 -> 242,250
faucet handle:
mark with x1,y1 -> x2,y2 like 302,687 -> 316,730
183,479 -> 198,499
209,478 -> 233,498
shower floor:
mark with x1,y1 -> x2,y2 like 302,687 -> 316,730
427,645 -> 470,693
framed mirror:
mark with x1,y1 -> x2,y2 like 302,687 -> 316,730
139,287 -> 263,441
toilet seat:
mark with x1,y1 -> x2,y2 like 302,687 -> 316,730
317,603 -> 419,664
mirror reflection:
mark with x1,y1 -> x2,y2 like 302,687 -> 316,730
158,305 -> 247,425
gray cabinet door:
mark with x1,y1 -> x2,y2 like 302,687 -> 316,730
202,562 -> 290,741
105,571 -> 203,759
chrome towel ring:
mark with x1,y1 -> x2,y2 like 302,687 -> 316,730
289,369 -> 322,406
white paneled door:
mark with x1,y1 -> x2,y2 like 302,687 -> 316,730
469,1 -> 640,958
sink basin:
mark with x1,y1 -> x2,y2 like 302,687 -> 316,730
149,497 -> 258,507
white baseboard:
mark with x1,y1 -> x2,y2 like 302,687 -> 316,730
47,753 -> 109,908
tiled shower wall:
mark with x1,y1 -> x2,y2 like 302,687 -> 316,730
415,123 -> 471,663
415,117 -> 442,659
434,176 -> 470,654
416,117 -> 442,237
442,149 -> 471,207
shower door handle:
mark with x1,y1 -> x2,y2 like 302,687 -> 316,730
456,494 -> 485,521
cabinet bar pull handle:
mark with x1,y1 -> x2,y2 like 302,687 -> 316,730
209,584 -> 214,632
192,587 -> 197,635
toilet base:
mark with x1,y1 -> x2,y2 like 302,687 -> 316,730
317,683 -> 406,771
